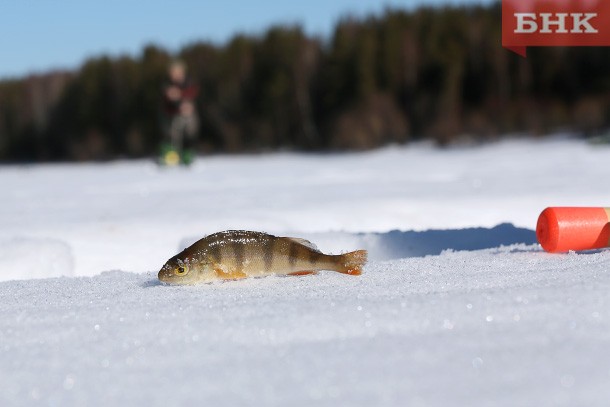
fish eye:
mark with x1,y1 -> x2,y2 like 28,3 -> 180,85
175,265 -> 189,276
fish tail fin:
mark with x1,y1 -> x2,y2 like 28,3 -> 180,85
336,250 -> 367,276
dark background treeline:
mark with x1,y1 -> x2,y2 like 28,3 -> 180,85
2,2 -> 610,161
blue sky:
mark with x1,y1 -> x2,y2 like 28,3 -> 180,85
0,0 -> 491,79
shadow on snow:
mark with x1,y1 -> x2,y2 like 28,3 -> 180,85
356,223 -> 537,260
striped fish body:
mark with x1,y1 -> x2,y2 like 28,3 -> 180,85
158,230 -> 367,285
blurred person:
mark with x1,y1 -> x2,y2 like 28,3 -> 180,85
160,60 -> 199,165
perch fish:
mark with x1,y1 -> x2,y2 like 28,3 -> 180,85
158,230 -> 367,285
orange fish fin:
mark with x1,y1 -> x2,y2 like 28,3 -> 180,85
287,270 -> 318,276
340,268 -> 362,276
336,250 -> 367,276
214,267 -> 248,280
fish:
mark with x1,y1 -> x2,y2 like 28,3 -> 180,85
158,230 -> 367,285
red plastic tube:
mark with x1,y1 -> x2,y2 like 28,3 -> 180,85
536,207 -> 610,253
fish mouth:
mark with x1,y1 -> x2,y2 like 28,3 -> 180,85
157,269 -> 175,284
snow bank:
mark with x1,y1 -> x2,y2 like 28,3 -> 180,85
0,237 -> 73,281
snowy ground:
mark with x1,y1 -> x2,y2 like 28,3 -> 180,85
2,137 -> 610,406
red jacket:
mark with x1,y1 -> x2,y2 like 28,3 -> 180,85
163,79 -> 199,116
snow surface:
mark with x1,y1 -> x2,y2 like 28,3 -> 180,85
2,137 -> 610,406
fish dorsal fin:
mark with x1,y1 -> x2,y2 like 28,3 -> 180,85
286,237 -> 320,251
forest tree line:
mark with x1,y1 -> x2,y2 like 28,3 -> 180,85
2,2 -> 610,161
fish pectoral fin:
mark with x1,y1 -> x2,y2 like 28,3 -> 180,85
214,267 -> 248,280
287,270 -> 318,277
